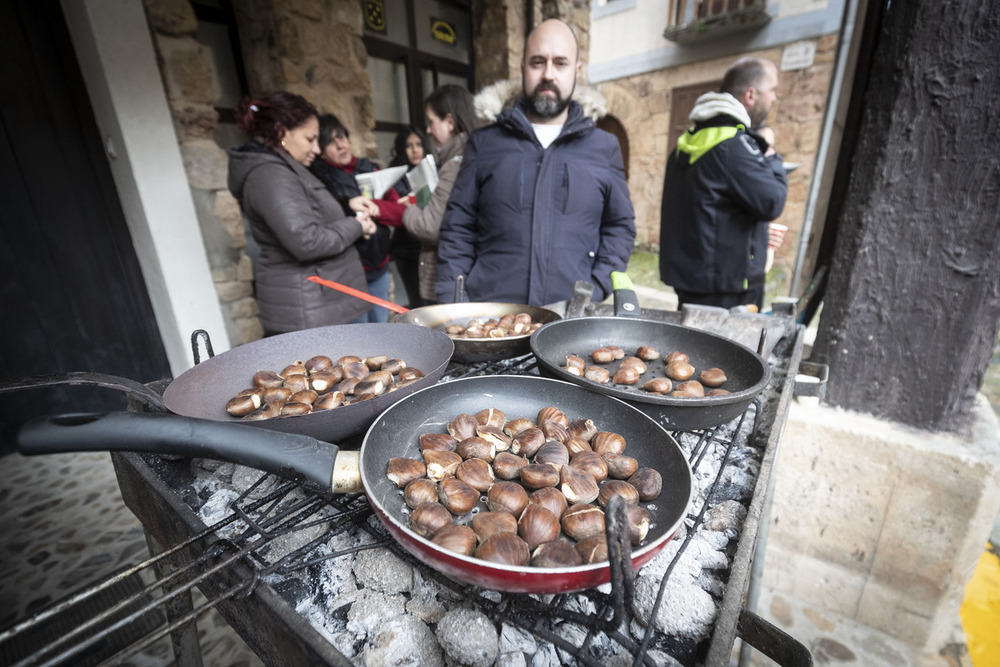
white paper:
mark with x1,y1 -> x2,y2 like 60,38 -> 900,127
406,155 -> 438,208
355,165 -> 408,199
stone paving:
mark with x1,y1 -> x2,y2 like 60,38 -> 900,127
0,450 -> 262,666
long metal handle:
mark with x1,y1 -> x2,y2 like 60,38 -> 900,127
738,609 -> 813,666
610,271 -> 642,318
16,411 -> 352,494
307,275 -> 409,314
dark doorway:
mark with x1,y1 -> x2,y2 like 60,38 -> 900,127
0,0 -> 171,454
597,115 -> 630,181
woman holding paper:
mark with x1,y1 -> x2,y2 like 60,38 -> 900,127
388,127 -> 433,307
309,114 -> 407,322
227,92 -> 374,334
403,85 -> 478,305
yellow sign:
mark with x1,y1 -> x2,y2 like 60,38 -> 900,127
365,0 -> 386,33
430,18 -> 456,45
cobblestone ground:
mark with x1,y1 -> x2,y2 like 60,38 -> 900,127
0,451 -> 262,666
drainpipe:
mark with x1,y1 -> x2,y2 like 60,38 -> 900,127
788,0 -> 861,298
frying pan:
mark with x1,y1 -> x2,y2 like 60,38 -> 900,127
308,276 -> 561,363
17,376 -> 693,594
162,323 -> 454,443
530,273 -> 771,431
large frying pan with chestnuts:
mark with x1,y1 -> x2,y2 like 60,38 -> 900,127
162,323 -> 454,442
530,274 -> 771,431
17,376 -> 692,594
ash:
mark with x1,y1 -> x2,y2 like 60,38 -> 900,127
177,400 -> 763,667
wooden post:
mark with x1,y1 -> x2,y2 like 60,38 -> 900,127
811,0 -> 1000,432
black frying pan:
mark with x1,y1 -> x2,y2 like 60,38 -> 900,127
530,275 -> 771,431
17,376 -> 693,594
162,323 -> 454,442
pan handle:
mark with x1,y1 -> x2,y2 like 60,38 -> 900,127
610,271 -> 642,319
16,412 -> 355,494
307,276 -> 409,314
737,609 -> 813,666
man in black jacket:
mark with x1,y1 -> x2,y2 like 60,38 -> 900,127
659,57 -> 788,310
435,19 -> 635,306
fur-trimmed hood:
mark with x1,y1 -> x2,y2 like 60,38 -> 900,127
474,79 -> 608,124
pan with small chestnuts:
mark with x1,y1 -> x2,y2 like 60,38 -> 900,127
163,323 -> 454,442
531,316 -> 771,431
19,374 -> 692,595
363,375 -> 693,594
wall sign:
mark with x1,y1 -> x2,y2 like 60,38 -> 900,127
430,18 -> 456,45
364,0 -> 386,33
781,41 -> 816,71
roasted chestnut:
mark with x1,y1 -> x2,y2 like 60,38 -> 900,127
583,366 -> 610,384
419,432 -> 459,452
534,441 -> 569,469
602,453 -> 639,479
517,505 -> 561,551
636,346 -> 660,362
642,377 -> 673,394
431,524 -> 477,556
447,413 -> 479,440
561,503 -> 605,541
628,467 -> 663,501
386,457 -> 426,488
486,481 -> 530,517
608,345 -> 625,360
262,386 -> 292,405
666,360 -> 695,381
341,361 -> 369,380
252,370 -> 284,389
612,366 -> 640,385
510,427 -> 546,458
700,368 -> 727,387
308,370 -> 341,393
304,355 -> 333,373
626,505 -> 652,545
403,478 -> 438,509
591,347 -> 614,363
471,510 -> 518,541
242,402 -> 282,421
527,487 -> 568,521
598,480 -> 640,507
503,418 -> 536,438
531,539 -> 582,568
438,477 -> 480,515
474,407 -> 506,428
457,436 -> 496,461
536,406 -> 568,428
564,437 -> 592,457
567,418 -> 597,442
397,367 -> 423,381
519,463 -> 560,490
591,431 -> 627,456
620,356 -> 647,375
226,389 -> 262,417
313,391 -> 345,410
576,534 -> 609,564
289,389 -> 319,405
707,388 -> 731,396
456,458 -> 495,492
476,424 -> 511,451
560,465 -> 599,505
280,401 -> 311,416
279,361 -> 307,378
408,502 -> 452,538
565,355 -> 586,370
363,354 -> 388,370
475,532 -> 529,566
422,450 -> 462,480
665,351 -> 689,364
672,380 -> 705,397
492,451 -> 530,480
282,374 -> 310,393
569,451 -> 608,482
540,420 -> 569,442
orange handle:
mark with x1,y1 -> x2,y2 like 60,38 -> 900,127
307,276 -> 410,314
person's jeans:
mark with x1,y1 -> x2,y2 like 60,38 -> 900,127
365,271 -> 391,323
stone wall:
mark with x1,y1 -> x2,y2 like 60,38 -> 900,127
143,0 -> 262,345
232,0 -> 376,158
598,36 -> 837,295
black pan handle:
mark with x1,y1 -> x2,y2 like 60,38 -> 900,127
737,609 -> 813,666
610,271 -> 642,319
16,412 -> 353,494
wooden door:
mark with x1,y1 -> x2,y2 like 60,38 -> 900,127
668,80 -> 722,152
0,0 -> 170,454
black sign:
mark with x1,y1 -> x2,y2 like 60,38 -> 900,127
430,17 -> 456,45
364,0 -> 386,33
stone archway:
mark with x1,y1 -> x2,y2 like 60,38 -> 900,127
597,81 -> 661,248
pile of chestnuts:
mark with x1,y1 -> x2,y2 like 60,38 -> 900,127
225,354 -> 424,421
561,346 -> 730,398
385,406 -> 663,568
442,313 -> 544,339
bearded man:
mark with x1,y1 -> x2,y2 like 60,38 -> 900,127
658,57 -> 788,310
435,19 -> 636,306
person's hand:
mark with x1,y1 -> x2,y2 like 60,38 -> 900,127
356,212 -> 377,239
399,193 -> 414,207
757,126 -> 776,157
350,196 -> 380,218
